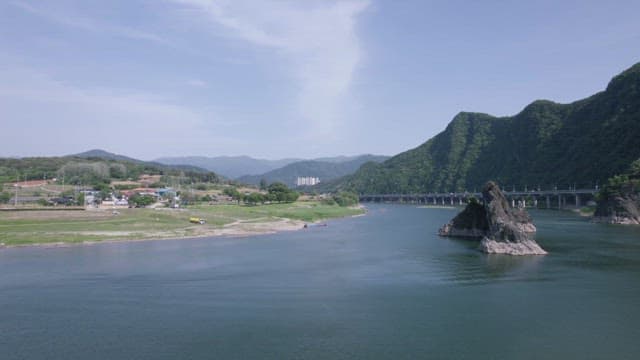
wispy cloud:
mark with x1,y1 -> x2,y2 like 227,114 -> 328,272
11,1 -> 169,45
171,0 -> 370,136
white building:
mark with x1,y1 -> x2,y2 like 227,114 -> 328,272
296,177 -> 320,186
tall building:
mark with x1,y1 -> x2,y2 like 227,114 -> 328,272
296,177 -> 320,186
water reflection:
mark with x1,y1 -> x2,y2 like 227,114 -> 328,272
484,253 -> 543,276
441,237 -> 546,284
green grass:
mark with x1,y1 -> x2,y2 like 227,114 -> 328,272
191,201 -> 363,222
0,201 -> 364,246
0,209 -> 190,245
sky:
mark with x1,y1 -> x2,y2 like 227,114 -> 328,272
1,0 -> 639,161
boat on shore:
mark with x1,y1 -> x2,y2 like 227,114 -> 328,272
303,223 -> 328,228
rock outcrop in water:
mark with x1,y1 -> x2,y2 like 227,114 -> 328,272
593,159 -> 640,225
439,181 -> 546,255
594,192 -> 640,225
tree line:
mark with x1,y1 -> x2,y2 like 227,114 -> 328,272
223,182 -> 300,205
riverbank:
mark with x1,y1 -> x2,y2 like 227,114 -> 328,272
0,201 -> 365,247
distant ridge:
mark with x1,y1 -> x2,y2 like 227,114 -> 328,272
72,149 -> 210,173
73,149 -> 143,163
154,155 -> 302,179
237,155 -> 389,187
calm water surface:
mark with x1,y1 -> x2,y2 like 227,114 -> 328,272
2,205 -> 640,359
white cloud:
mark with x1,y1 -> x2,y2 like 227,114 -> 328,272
170,0 -> 370,137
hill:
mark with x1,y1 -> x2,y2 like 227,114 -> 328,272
0,151 -> 219,186
333,62 -> 640,194
154,155 -> 302,179
237,155 -> 389,188
74,149 -> 143,163
74,149 -> 208,173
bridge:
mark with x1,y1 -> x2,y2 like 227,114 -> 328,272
359,188 -> 599,209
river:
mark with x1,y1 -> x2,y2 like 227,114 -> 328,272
2,204 -> 640,359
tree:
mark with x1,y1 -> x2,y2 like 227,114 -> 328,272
259,178 -> 268,191
265,182 -> 299,203
285,191 -> 300,203
129,194 -> 156,207
223,187 -> 243,203
0,192 -> 10,204
629,158 -> 640,179
268,182 -> 290,202
77,192 -> 85,206
333,191 -> 359,207
245,192 -> 264,205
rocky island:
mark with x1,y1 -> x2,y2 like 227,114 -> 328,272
593,159 -> 640,225
439,181 -> 547,255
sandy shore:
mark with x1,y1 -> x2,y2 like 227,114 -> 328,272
0,212 -> 367,249
0,202 -> 367,249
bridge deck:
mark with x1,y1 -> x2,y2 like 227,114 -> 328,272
360,189 -> 597,199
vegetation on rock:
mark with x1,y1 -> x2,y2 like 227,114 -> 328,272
439,181 -> 545,255
594,158 -> 640,224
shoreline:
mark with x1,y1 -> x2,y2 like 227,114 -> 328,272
0,206 -> 366,250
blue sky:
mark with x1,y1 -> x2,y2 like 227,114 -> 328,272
1,0 -> 639,160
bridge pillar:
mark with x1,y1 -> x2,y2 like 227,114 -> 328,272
546,196 -> 551,209
450,197 -> 453,205
511,198 -> 515,208
459,198 -> 463,205
575,194 -> 580,208
558,195 -> 562,210
533,198 -> 538,208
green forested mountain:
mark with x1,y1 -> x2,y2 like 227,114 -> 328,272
237,155 -> 389,188
334,62 -> 640,194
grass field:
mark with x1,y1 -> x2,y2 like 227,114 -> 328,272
0,201 -> 364,246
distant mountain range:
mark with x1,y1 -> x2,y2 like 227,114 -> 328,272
154,154 -> 389,180
329,62 -> 640,194
154,156 -> 302,179
236,155 -> 389,188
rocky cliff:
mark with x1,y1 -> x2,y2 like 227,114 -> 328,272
439,181 -> 546,255
593,193 -> 640,224
593,159 -> 640,225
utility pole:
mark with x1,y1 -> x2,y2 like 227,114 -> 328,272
14,173 -> 19,207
